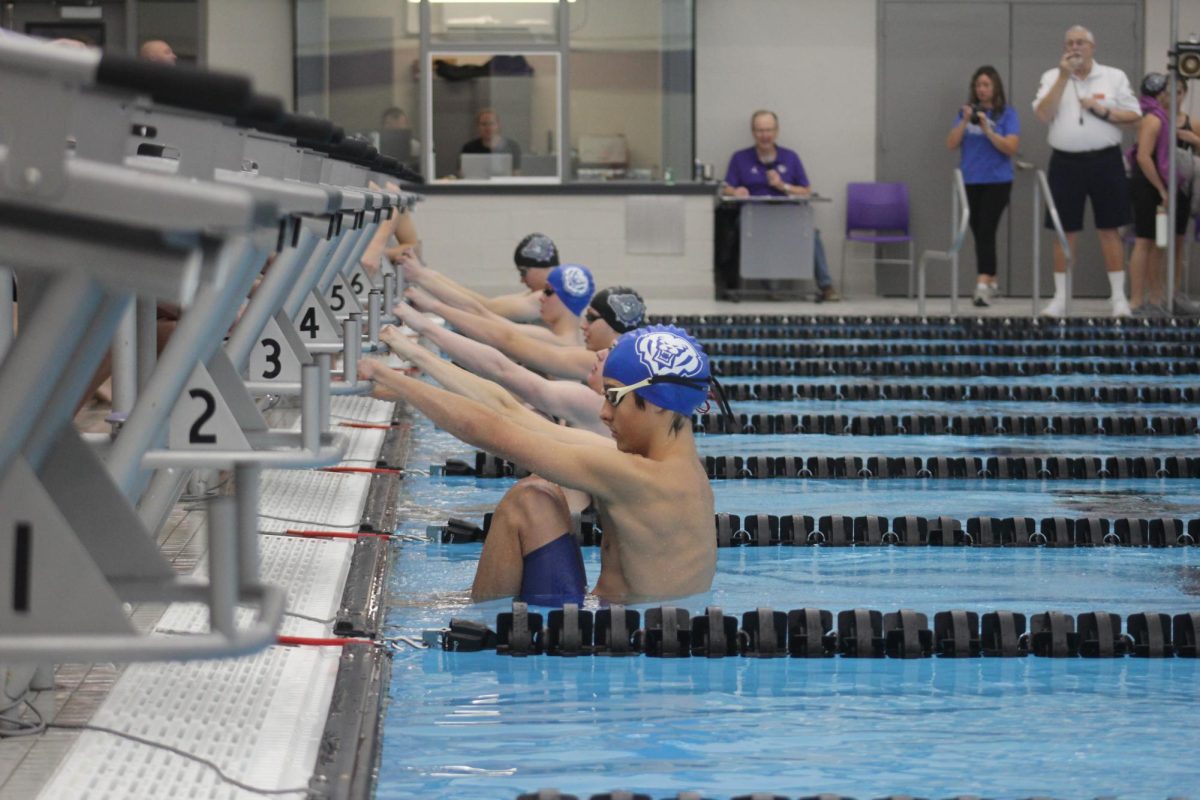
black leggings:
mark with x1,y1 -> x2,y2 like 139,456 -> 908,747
965,181 -> 1012,277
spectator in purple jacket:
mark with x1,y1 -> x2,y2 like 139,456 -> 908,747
721,110 -> 837,301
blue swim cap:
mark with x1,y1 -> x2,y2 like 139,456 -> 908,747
546,264 -> 595,317
603,324 -> 711,416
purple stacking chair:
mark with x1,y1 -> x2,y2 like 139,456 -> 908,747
840,182 -> 915,297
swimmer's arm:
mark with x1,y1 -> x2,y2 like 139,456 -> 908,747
362,188 -> 420,275
379,188 -> 420,264
420,292 -> 562,345
359,218 -> 392,276
410,288 -> 562,346
374,331 -> 508,408
392,207 -> 419,249
414,294 -> 585,374
405,310 -> 591,422
399,253 -> 537,322
481,290 -> 541,322
372,374 -> 647,502
362,362 -> 611,454
464,339 -> 607,431
398,305 -> 601,427
494,325 -> 594,377
400,258 -> 496,318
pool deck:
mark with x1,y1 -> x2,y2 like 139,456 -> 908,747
0,394 -> 404,800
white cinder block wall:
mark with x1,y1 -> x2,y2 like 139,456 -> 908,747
414,194 -> 715,299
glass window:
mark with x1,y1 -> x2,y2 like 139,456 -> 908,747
419,1 -> 560,47
296,0 -> 422,171
568,0 -> 693,182
137,1 -> 199,66
429,52 -> 560,180
295,0 -> 694,184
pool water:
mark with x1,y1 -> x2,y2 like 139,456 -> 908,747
380,539 -> 1200,799
379,412 -> 1200,799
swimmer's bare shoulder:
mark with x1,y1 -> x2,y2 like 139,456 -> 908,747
594,449 -> 715,602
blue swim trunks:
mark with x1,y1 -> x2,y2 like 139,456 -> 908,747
519,533 -> 586,607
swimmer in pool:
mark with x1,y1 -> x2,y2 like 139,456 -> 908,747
388,303 -> 609,436
377,321 -> 611,519
401,255 -> 593,347
404,280 -> 645,381
389,232 -> 561,322
361,324 -> 717,604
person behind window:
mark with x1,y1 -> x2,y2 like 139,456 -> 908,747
461,107 -> 522,172
720,110 -> 838,302
379,106 -> 421,163
381,107 -> 408,130
139,39 -> 177,65
945,65 -> 1021,307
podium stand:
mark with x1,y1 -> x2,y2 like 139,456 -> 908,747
715,195 -> 826,300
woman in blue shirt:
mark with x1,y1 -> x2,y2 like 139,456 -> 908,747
946,65 -> 1021,306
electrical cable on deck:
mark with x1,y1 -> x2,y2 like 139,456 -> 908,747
12,702 -> 310,795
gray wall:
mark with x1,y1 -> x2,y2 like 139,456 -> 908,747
204,0 -> 293,111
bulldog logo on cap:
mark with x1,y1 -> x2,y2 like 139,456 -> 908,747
520,234 -> 555,263
607,293 -> 645,329
635,331 -> 704,378
561,266 -> 591,297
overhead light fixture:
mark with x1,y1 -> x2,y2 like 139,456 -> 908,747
408,0 -> 573,4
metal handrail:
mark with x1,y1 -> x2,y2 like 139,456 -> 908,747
1032,168 -> 1074,316
917,168 -> 971,315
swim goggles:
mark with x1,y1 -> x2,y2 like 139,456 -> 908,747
604,375 -> 719,409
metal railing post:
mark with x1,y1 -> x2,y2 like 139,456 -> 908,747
916,170 -> 969,317
1032,176 -> 1041,316
1035,170 -> 1073,317
0,267 -> 12,362
111,304 -> 137,414
950,176 -> 960,316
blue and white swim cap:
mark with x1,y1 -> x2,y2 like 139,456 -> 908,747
546,264 -> 595,317
603,324 -> 711,415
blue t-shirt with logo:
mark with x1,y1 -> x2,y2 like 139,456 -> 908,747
724,146 -> 810,196
955,105 -> 1020,184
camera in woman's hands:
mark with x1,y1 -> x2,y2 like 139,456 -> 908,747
970,105 -> 985,125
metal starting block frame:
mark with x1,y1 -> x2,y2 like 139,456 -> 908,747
0,39 -> 419,664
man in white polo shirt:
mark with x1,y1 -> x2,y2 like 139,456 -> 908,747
1033,25 -> 1140,318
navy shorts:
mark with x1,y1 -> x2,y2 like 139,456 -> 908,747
1046,146 -> 1131,232
519,533 -> 586,607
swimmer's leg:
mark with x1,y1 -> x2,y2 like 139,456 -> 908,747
471,476 -> 572,602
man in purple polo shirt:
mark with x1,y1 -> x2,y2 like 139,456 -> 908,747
720,109 -> 838,301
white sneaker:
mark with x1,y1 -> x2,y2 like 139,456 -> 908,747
1040,297 -> 1067,317
1111,297 -> 1132,318
973,285 -> 990,307
987,282 -> 1002,299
